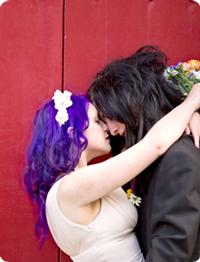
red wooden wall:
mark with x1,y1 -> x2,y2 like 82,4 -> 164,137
0,1 -> 199,262
0,1 -> 63,261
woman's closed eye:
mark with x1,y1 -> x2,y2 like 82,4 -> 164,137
96,119 -> 104,126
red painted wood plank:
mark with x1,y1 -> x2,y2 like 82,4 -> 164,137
0,1 -> 63,261
64,0 -> 200,94
144,0 -> 200,63
64,0 -> 108,92
60,251 -> 72,262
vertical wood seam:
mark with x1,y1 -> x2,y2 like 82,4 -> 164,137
61,0 -> 66,92
59,0 -> 66,261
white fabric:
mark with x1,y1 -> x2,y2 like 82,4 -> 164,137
46,179 -> 144,262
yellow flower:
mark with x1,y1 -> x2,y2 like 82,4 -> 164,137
127,189 -> 132,197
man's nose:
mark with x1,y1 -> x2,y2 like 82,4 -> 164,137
108,125 -> 118,136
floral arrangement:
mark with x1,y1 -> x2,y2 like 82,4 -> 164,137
164,59 -> 200,96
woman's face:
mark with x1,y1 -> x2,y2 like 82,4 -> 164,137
84,103 -> 111,159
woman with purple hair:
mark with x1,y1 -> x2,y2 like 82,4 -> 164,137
24,84 -> 200,262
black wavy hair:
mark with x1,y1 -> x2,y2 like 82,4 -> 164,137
88,46 -> 183,150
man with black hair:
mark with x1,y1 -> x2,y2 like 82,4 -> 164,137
88,46 -> 200,261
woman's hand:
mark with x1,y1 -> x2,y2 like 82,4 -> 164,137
185,112 -> 200,148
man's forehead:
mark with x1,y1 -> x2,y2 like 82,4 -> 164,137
97,112 -> 106,121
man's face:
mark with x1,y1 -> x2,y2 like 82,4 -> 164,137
103,117 -> 126,136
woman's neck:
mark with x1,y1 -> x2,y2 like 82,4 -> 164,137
75,152 -> 88,170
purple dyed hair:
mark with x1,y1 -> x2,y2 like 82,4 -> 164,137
24,94 -> 89,245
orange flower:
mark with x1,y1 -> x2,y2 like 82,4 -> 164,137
187,60 -> 200,70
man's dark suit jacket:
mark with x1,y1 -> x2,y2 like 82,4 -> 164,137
136,136 -> 200,262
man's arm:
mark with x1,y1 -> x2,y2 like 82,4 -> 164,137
146,138 -> 200,262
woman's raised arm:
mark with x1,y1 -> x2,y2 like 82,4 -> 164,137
60,83 -> 200,205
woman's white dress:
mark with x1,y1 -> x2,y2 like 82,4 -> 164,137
46,179 -> 144,262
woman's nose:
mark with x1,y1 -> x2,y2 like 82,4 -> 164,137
102,122 -> 109,132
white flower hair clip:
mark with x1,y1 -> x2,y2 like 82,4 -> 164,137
52,89 -> 73,126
